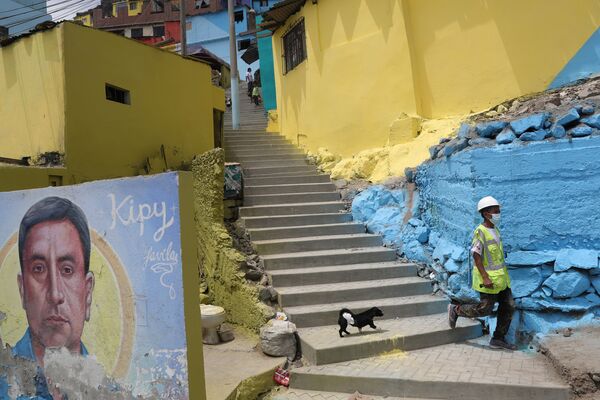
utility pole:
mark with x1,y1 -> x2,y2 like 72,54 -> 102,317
180,0 -> 187,56
228,0 -> 240,130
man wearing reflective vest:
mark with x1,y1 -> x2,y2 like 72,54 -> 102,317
447,196 -> 517,350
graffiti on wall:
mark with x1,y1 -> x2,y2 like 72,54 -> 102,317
0,172 -> 191,399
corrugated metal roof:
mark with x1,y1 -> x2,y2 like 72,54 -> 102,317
259,0 -> 305,32
241,43 -> 259,64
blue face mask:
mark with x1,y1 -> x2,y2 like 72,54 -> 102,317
490,213 -> 501,226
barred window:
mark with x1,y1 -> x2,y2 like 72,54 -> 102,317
282,19 -> 306,73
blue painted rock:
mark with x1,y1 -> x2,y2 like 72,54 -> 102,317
475,121 -> 507,138
510,113 -> 550,134
520,129 -> 549,141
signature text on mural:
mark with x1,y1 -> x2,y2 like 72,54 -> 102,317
108,194 -> 175,242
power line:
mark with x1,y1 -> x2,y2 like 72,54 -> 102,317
0,0 -> 85,21
9,0 -> 98,35
6,0 -> 86,28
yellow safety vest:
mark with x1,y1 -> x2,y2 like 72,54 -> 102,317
471,224 -> 511,294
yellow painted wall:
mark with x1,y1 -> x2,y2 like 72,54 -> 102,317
273,0 -> 418,157
0,166 -> 70,192
272,0 -> 600,158
0,27 -> 65,160
112,1 -> 143,17
406,0 -> 600,117
62,22 -> 219,181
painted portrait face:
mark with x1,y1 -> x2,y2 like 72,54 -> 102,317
18,220 -> 94,354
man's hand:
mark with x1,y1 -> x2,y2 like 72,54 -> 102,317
482,276 -> 494,289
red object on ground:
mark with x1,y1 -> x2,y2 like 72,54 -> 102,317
273,367 -> 290,387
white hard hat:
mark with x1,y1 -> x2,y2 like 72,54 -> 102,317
477,196 -> 500,211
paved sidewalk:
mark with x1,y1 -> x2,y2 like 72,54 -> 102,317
290,339 -> 570,399
203,325 -> 285,400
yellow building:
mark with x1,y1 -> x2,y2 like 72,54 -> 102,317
264,0 -> 600,165
0,22 -> 225,191
74,11 -> 93,27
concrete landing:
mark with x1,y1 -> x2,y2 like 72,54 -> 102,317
203,325 -> 285,400
272,388 -> 436,399
290,341 -> 570,400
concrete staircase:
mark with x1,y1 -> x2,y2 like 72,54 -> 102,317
223,85 -> 570,400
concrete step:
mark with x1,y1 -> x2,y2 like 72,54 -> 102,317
239,201 -> 345,217
245,182 -> 335,195
242,212 -> 352,229
290,343 -> 570,400
235,154 -> 307,163
240,159 -> 309,168
244,174 -> 331,186
284,294 -> 448,328
228,143 -> 298,152
248,222 -> 364,241
298,313 -> 483,365
245,191 -> 340,206
243,165 -> 317,177
244,170 -> 320,179
277,276 -> 432,307
255,234 -> 383,255
269,262 -> 416,287
227,148 -> 303,157
224,133 -> 276,138
224,138 -> 288,146
276,389 -> 436,400
262,247 -> 397,271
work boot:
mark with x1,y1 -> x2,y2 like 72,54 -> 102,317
489,338 -> 517,350
447,304 -> 458,329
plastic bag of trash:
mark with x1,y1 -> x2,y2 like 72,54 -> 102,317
260,319 -> 297,358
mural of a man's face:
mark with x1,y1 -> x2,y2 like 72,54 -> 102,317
18,220 -> 94,354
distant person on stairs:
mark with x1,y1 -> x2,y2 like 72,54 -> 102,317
246,67 -> 254,98
252,84 -> 261,106
447,196 -> 517,350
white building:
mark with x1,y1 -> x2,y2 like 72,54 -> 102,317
0,0 -> 51,37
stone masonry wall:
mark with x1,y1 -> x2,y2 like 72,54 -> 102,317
191,149 -> 270,333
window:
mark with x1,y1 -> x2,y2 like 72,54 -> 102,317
111,29 -> 125,36
131,27 -> 143,38
234,10 -> 244,23
196,0 -> 210,8
282,19 -> 306,73
153,25 -> 165,36
238,38 -> 252,51
260,0 -> 268,6
151,0 -> 165,13
129,1 -> 137,10
106,84 -> 131,105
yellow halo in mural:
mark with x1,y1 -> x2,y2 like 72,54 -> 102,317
0,231 -> 135,379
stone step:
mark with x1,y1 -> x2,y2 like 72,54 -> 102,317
245,191 -> 340,206
290,342 -> 570,400
269,262 -> 416,287
245,182 -> 335,195
239,201 -> 345,217
224,133 -> 277,138
255,234 -> 383,255
278,276 -> 432,307
262,247 -> 397,271
298,313 -> 483,365
248,222 -> 364,241
242,212 -> 352,229
243,165 -> 317,177
240,159 -> 309,169
284,294 -> 448,328
244,174 -> 331,186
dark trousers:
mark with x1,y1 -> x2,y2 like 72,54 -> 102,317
456,287 -> 515,340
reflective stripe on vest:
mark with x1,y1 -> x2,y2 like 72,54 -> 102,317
476,228 -> 505,271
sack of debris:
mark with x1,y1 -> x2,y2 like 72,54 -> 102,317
260,319 -> 297,358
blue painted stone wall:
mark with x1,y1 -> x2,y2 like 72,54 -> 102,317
354,135 -> 600,338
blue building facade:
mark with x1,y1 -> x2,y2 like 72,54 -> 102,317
0,0 -> 51,36
187,0 -> 282,80
256,15 -> 277,111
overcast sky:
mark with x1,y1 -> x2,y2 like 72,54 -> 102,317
48,0 -> 101,21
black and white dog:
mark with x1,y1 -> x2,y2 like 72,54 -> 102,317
338,307 -> 384,337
